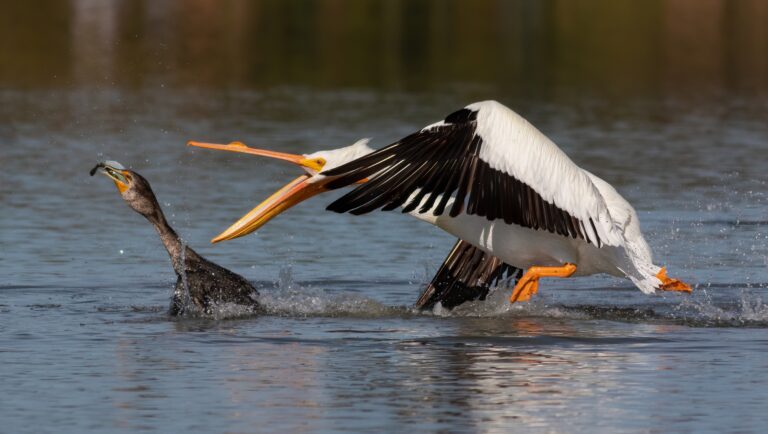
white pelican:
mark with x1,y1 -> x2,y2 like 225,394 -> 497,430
188,100 -> 690,306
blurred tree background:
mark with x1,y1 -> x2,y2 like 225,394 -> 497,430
1,0 -> 766,99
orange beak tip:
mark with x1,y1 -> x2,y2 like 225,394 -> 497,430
210,232 -> 230,244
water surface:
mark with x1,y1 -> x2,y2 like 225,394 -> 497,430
2,1 -> 768,433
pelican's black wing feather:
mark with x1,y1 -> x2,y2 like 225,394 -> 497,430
415,239 -> 521,311
323,107 -> 600,246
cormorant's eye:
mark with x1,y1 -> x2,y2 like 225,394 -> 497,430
106,168 -> 130,184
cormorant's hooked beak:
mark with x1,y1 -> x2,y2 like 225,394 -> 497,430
187,141 -> 332,243
90,161 -> 131,193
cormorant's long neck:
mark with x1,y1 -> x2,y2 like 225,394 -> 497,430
146,207 -> 185,272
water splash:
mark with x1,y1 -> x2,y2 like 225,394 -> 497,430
259,267 -> 403,317
421,284 -> 768,327
173,239 -> 193,315
428,288 -> 587,320
670,288 -> 768,327
142,259 -> 768,327
277,265 -> 296,291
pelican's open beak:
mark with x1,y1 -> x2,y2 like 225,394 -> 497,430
90,161 -> 131,193
187,141 -> 331,243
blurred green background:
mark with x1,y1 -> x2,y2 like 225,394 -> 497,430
2,0 -> 767,98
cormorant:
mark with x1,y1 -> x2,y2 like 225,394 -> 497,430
90,161 -> 261,316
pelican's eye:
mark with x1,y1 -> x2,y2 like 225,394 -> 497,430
300,157 -> 327,172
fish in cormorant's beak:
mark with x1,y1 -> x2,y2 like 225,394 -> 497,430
187,141 -> 333,243
90,161 -> 131,193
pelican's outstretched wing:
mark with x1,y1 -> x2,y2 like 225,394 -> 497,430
415,239 -> 521,311
323,100 -> 622,247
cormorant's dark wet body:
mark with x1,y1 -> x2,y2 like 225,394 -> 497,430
91,162 -> 261,316
168,244 -> 260,316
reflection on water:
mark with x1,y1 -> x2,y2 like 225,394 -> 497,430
4,280 -> 768,432
9,301 -> 760,433
2,1 -> 768,433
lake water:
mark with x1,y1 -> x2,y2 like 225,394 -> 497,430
2,1 -> 768,433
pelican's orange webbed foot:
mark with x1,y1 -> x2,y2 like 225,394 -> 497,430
656,267 -> 692,293
510,278 -> 539,303
509,263 -> 577,304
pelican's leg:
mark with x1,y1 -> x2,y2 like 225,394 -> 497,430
655,267 -> 692,293
509,263 -> 577,303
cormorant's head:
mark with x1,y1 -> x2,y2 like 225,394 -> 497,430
90,161 -> 160,218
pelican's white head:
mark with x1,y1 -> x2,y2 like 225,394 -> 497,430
301,138 -> 372,178
187,138 -> 373,242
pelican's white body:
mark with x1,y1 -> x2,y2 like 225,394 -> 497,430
408,172 -> 661,293
310,101 -> 663,294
